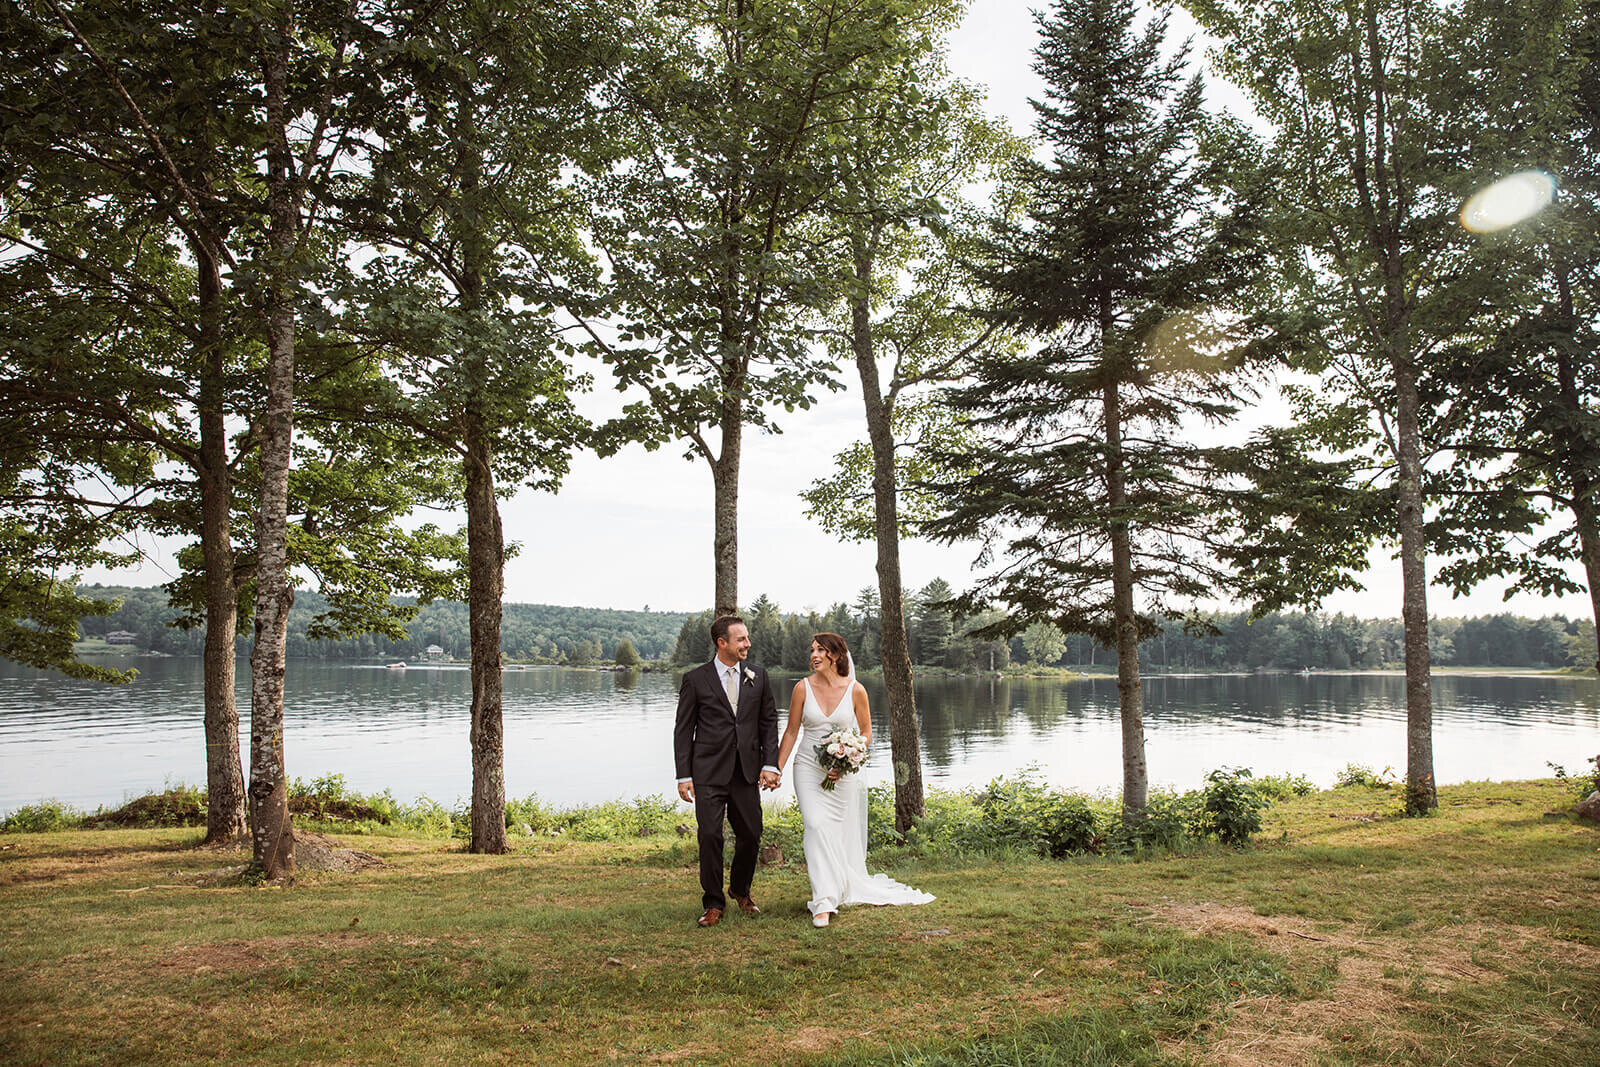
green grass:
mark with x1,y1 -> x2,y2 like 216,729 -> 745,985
1,780 -> 1597,1065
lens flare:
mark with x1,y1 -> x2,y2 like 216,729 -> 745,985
1459,170 -> 1557,233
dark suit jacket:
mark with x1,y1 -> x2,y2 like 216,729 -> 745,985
674,659 -> 779,787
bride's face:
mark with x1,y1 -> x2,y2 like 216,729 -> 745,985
809,642 -> 832,673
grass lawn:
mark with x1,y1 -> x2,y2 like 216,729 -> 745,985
2,780 -> 1596,1065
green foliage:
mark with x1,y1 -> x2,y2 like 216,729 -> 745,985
1334,763 -> 1398,789
1335,763 -> 1394,790
613,640 -> 640,668
74,585 -> 686,662
928,0 -> 1270,650
1546,756 -> 1600,802
1107,790 -> 1199,856
0,800 -> 84,833
1194,767 -> 1270,847
1252,773 -> 1317,802
4,763 -> 1313,859
976,774 -> 1102,858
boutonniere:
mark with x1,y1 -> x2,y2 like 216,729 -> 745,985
743,667 -> 756,684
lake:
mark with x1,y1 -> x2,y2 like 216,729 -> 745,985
1,657 -> 1597,815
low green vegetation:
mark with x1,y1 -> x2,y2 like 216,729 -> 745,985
1,778 -> 1595,1065
4,768 -> 1318,857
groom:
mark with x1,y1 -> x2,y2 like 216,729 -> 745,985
674,615 -> 780,927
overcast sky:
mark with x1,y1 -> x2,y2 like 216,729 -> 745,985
87,0 -> 1592,623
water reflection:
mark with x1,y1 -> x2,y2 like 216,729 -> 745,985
1,659 -> 1595,813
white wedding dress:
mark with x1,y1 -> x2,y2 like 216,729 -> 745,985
794,677 -> 935,916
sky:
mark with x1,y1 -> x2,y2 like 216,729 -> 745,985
85,1 -> 1592,623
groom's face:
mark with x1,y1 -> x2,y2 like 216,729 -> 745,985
716,623 -> 751,662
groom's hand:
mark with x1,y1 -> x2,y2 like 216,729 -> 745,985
759,770 -> 780,790
677,781 -> 695,802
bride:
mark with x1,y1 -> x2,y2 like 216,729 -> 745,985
776,632 -> 934,927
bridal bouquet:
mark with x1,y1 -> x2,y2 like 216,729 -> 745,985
814,726 -> 868,792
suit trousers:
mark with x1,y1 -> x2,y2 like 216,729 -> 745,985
694,774 -> 763,911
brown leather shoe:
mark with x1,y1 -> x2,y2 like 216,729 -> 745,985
731,894 -> 760,915
697,907 -> 723,927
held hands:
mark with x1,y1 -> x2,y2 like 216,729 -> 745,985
759,769 -> 781,791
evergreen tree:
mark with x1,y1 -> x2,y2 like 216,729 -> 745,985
913,578 -> 955,667
672,610 -> 714,665
926,0 -> 1263,818
614,639 -> 641,668
746,594 -> 785,667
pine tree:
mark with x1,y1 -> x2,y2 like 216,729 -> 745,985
927,0 -> 1263,818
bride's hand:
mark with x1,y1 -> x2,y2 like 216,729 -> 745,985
826,768 -> 841,783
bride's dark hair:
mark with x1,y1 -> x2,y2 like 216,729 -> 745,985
812,632 -> 851,677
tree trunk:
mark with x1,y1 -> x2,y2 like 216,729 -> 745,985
248,17 -> 296,879
464,419 -> 508,854
195,239 -> 247,844
1394,356 -> 1436,814
1554,269 -> 1600,672
849,240 -> 924,832
1102,380 -> 1148,818
712,392 -> 741,619
1572,494 -> 1600,672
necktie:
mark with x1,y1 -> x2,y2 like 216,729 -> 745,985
725,667 -> 739,710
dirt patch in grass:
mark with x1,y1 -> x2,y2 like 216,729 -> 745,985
784,1026 -> 844,1054
195,832 -> 385,885
1150,899 -> 1600,1065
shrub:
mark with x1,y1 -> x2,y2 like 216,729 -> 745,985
1194,767 -> 1269,846
1335,763 -> 1395,789
1107,789 -> 1195,855
1547,755 -> 1600,803
289,774 -> 390,824
1253,773 -> 1317,801
971,773 -> 1102,857
0,800 -> 84,833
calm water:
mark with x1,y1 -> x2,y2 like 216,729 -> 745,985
1,657 -> 1597,814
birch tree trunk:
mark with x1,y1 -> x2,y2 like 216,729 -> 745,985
849,240 -> 924,831
247,11 -> 296,878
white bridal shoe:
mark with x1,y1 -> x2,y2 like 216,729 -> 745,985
812,912 -> 831,928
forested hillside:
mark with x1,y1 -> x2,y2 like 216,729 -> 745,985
74,583 -> 1593,671
75,586 -> 686,663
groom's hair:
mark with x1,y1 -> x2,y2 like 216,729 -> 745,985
813,632 -> 851,676
710,614 -> 745,648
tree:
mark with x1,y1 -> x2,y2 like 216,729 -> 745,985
926,0 -> 1264,819
582,0 -> 913,617
1189,0 -> 1523,811
746,594 -> 784,666
797,0 -> 1021,831
614,639 -> 641,667
1,0 -> 451,849
1425,0 -> 1600,672
912,578 -> 955,668
335,0 -> 607,853
672,610 -> 715,665
1021,621 -> 1067,666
